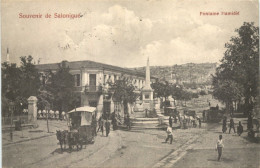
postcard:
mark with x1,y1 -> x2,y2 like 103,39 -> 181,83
1,0 -> 259,167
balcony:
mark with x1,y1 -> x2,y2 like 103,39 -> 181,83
73,86 -> 84,92
85,85 -> 103,93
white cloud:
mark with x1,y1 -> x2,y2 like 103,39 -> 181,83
1,0 -> 258,67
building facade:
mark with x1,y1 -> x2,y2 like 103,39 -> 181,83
36,60 -> 157,118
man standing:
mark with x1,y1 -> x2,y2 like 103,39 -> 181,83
165,125 -> 173,144
237,121 -> 243,136
97,116 -> 104,136
222,116 -> 227,133
111,113 -> 118,130
91,115 -> 97,136
198,117 -> 202,128
105,119 -> 111,137
125,115 -> 131,130
169,116 -> 173,127
229,118 -> 236,133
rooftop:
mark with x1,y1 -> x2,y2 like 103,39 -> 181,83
35,60 -> 157,79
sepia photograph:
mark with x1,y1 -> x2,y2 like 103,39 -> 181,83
1,0 -> 259,167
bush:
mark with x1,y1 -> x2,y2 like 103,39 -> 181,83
200,90 -> 207,95
192,93 -> 199,98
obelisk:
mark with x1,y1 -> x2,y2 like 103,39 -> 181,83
144,57 -> 152,90
142,57 -> 154,111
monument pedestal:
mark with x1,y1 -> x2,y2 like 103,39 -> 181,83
142,89 -> 154,111
27,96 -> 38,126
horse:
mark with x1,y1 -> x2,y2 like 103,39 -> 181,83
56,130 -> 68,151
184,115 -> 191,128
67,131 -> 82,151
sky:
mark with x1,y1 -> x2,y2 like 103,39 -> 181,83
1,0 -> 259,67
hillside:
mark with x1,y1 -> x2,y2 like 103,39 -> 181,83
131,63 -> 217,85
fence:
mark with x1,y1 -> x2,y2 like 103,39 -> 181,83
2,114 -> 29,126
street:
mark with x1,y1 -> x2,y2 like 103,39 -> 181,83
2,119 -> 259,168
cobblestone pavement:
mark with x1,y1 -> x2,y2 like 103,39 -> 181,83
174,119 -> 260,168
2,120 -> 122,168
3,118 -> 258,168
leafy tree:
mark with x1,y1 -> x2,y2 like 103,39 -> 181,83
151,81 -> 173,101
37,70 -> 55,110
212,22 -> 259,116
213,80 -> 243,113
2,63 -> 22,103
109,79 -> 138,115
49,63 -> 80,112
2,56 -> 40,115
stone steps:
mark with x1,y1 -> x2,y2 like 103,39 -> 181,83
130,116 -> 179,130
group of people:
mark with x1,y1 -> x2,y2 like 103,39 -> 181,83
95,116 -> 111,137
222,116 -> 243,136
37,110 -> 66,120
165,115 -> 202,144
217,117 -> 245,161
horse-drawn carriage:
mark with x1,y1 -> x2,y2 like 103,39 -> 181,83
164,107 -> 179,117
203,107 -> 223,123
56,106 -> 97,151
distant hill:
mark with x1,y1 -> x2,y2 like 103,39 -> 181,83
131,63 -> 217,85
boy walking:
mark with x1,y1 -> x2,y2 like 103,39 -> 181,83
165,126 -> 173,144
229,118 -> 236,133
216,135 -> 224,161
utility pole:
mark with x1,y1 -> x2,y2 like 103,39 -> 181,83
9,102 -> 15,141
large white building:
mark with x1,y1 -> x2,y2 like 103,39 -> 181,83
36,60 -> 157,117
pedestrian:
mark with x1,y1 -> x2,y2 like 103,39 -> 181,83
125,115 -> 131,130
91,115 -> 97,136
183,116 -> 187,129
222,117 -> 227,133
229,118 -> 236,134
216,104 -> 219,110
112,113 -> 118,130
237,121 -> 243,136
174,116 -> 177,123
169,116 -> 173,127
105,119 -> 111,137
209,102 -> 211,107
165,125 -> 173,144
97,116 -> 104,136
198,117 -> 201,128
215,135 -> 224,161
202,111 -> 205,122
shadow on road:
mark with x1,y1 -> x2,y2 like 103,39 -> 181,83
51,146 -> 86,155
242,136 -> 260,143
207,158 -> 233,163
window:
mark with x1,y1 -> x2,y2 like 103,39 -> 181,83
74,74 -> 81,86
145,94 -> 149,99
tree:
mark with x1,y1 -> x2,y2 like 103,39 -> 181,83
19,56 -> 41,99
49,63 -> 80,112
213,80 -> 243,113
109,79 -> 138,115
2,56 -> 40,115
151,81 -> 174,101
212,22 -> 259,116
